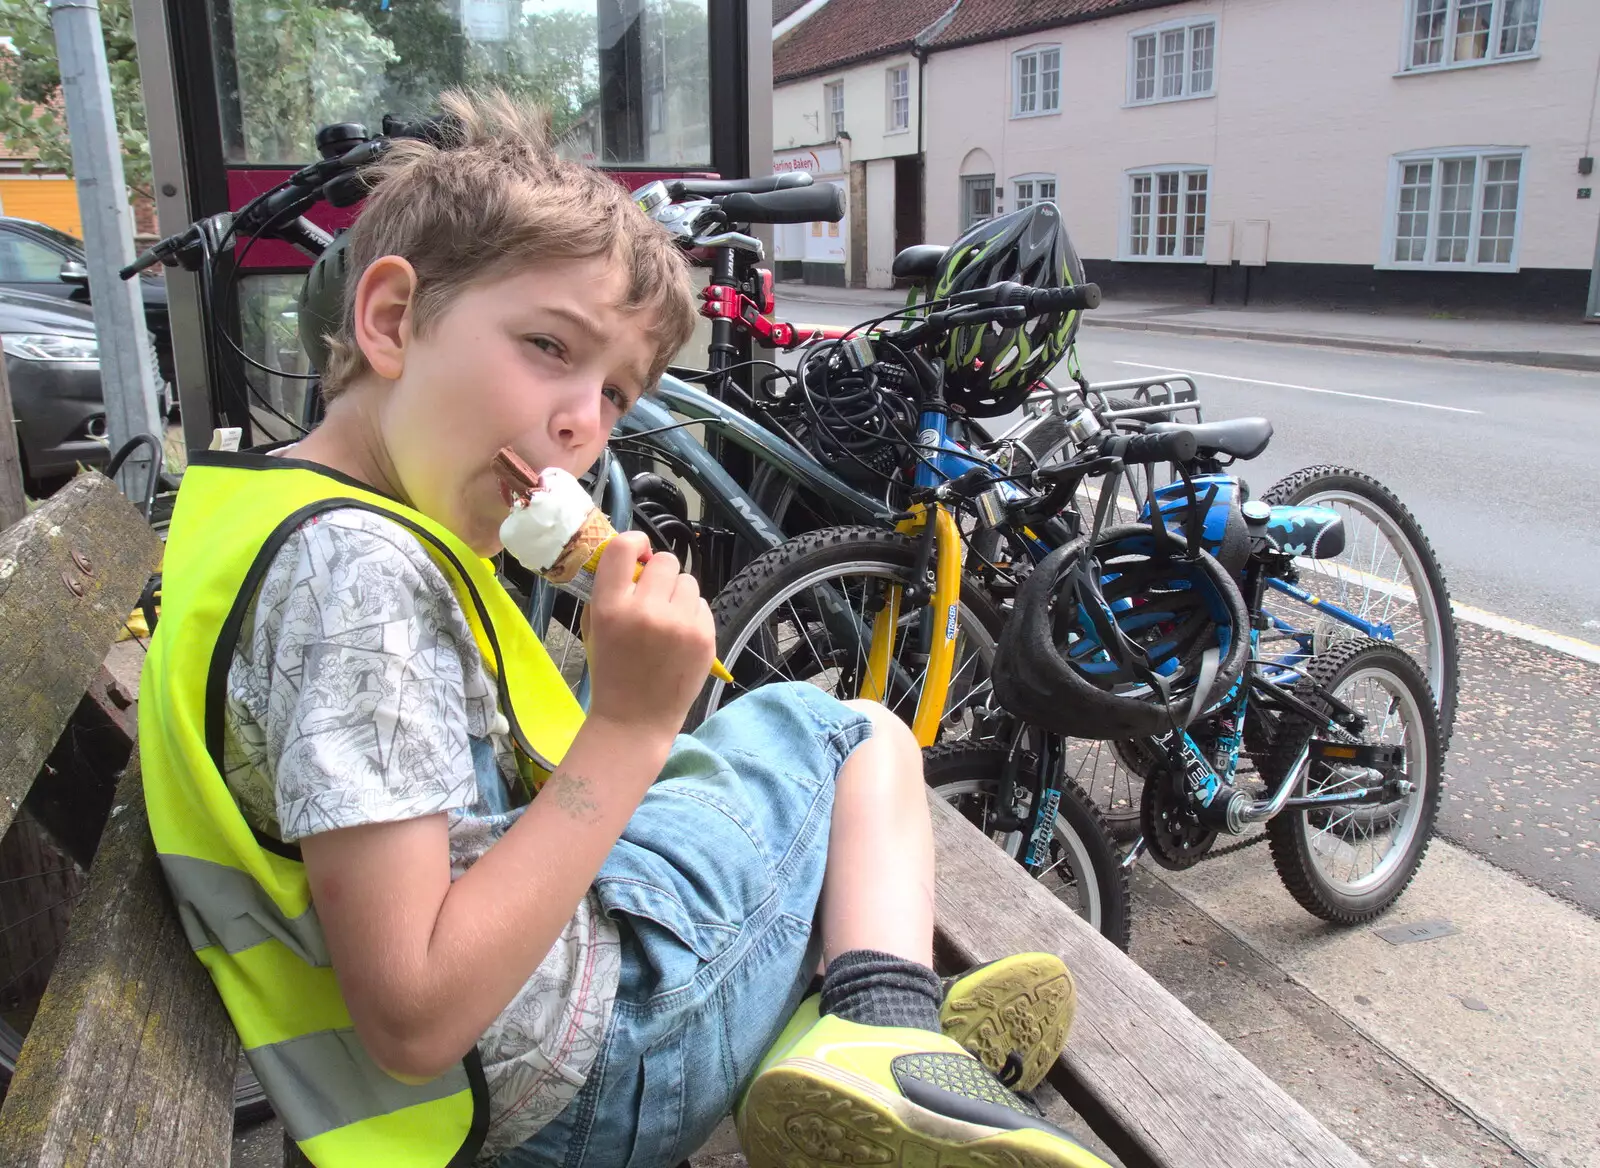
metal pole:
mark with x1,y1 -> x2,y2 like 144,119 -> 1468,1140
48,0 -> 164,498
1588,211 -> 1600,321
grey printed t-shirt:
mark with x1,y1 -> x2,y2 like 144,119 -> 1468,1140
221,508 -> 621,1161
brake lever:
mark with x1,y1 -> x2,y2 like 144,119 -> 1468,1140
693,230 -> 765,258
1009,454 -> 1123,529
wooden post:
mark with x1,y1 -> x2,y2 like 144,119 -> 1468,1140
0,353 -> 25,528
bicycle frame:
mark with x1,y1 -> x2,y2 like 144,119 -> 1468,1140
861,398 -> 1028,747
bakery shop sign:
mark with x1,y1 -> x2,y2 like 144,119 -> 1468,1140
773,145 -> 843,177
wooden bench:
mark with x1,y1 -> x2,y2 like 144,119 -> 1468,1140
0,472 -> 1369,1168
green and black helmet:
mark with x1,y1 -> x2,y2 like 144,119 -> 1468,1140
931,201 -> 1086,417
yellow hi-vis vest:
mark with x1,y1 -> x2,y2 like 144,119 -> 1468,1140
140,452 -> 586,1168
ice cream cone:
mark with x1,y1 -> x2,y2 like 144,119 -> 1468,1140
493,449 -> 736,684
545,509 -> 617,586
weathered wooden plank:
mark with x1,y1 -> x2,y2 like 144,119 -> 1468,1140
0,473 -> 159,839
0,353 -> 24,528
928,792 -> 1368,1168
0,757 -> 239,1167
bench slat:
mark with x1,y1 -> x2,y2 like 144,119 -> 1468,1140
0,474 -> 160,841
0,756 -> 240,1167
929,793 -> 1368,1168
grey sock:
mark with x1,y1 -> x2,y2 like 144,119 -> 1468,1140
819,949 -> 942,1033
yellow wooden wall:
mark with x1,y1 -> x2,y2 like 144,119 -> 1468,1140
0,177 -> 83,236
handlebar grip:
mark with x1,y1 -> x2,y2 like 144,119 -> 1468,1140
945,305 -> 1027,329
380,112 -> 461,146
120,248 -> 162,280
1103,428 -> 1198,465
668,173 -> 813,198
1027,283 -> 1102,313
717,184 -> 844,224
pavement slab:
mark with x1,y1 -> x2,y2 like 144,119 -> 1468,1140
1131,871 -> 1528,1168
1441,623 -> 1600,915
1155,838 -> 1600,1168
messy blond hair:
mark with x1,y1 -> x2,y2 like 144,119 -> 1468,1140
319,89 -> 697,400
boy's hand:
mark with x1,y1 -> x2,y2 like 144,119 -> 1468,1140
582,531 -> 715,735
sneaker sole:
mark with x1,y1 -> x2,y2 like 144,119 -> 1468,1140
741,1059 -> 1102,1168
940,953 -> 1077,1093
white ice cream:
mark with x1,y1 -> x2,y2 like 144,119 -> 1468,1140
499,465 -> 595,571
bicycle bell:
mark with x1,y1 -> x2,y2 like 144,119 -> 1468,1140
1064,408 -> 1102,446
632,180 -> 671,218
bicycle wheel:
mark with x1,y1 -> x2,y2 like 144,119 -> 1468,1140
1064,739 -> 1157,838
1259,466 -> 1457,749
690,527 -> 1002,741
923,743 -> 1131,950
1260,639 -> 1443,924
0,807 -> 272,1123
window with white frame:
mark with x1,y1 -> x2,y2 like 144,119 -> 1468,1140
886,65 -> 909,132
1405,0 -> 1539,71
826,81 -> 845,137
962,174 -> 996,230
1013,175 -> 1058,209
1012,45 -> 1062,117
1129,19 -> 1215,103
1386,148 -> 1524,268
1125,167 -> 1209,259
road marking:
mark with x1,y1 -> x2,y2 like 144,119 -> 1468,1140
1114,360 -> 1484,415
1452,602 -> 1600,665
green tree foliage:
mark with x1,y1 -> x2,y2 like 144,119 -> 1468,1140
228,0 -> 400,161
0,0 -> 151,200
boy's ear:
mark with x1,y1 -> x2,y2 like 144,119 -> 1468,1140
352,256 -> 417,381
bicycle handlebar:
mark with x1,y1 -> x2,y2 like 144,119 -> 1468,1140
953,280 -> 1102,314
669,173 -> 813,199
717,184 -> 845,224
1098,428 -> 1199,465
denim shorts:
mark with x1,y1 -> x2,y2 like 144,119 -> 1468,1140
498,682 -> 874,1168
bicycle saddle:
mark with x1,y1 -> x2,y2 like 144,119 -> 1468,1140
1148,417 -> 1272,460
892,243 -> 949,280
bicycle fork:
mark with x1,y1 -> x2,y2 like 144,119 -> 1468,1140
859,501 -> 964,748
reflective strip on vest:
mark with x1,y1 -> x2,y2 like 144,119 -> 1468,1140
161,853 -> 330,965
247,1028 -> 469,1141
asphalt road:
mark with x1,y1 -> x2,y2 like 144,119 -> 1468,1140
773,296 -> 1600,915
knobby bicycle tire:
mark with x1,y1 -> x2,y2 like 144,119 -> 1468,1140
923,742 -> 1132,951
1258,639 -> 1444,924
690,527 -> 1004,735
1259,465 -> 1457,750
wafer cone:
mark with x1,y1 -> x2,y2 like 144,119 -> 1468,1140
544,509 -> 616,584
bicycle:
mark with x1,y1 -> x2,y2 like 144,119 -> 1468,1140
980,383 -> 1458,835
711,392 -> 1443,923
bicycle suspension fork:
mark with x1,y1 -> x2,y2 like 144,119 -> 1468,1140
859,501 -> 965,748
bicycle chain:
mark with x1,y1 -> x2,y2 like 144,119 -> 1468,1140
1196,830 -> 1271,862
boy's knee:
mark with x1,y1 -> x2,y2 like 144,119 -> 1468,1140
842,700 -> 920,758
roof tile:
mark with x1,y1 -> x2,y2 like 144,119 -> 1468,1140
925,0 -> 1189,49
774,0 -> 958,82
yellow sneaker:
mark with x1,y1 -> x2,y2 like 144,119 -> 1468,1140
736,996 -> 1109,1168
940,952 -> 1077,1093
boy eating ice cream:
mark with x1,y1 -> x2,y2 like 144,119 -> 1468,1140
139,90 -> 1105,1168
